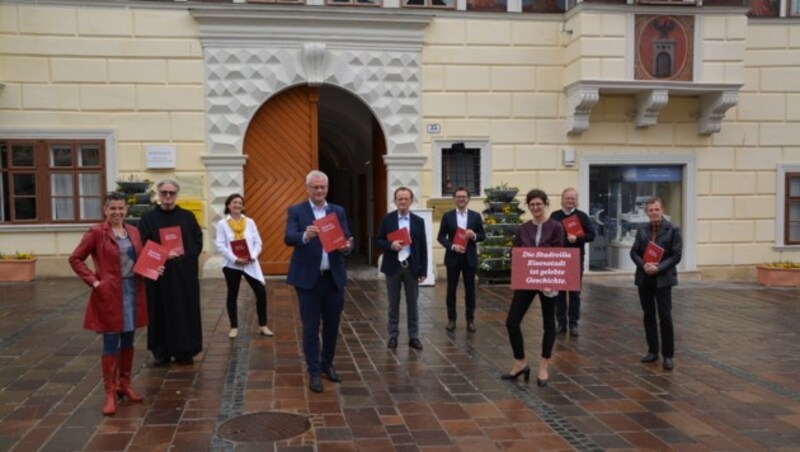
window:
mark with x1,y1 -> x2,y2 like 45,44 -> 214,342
522,0 -> 567,13
329,0 -> 382,5
466,0 -> 507,11
786,173 -> 800,245
441,143 -> 481,197
404,0 -> 455,8
0,140 -> 105,223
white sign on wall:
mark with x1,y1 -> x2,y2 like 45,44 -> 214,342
146,146 -> 176,169
426,123 -> 441,134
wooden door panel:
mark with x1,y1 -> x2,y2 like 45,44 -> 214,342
244,86 -> 318,275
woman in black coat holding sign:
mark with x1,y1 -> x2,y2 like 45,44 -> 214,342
502,189 -> 564,386
630,197 -> 682,371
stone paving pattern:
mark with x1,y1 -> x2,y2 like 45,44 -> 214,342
0,275 -> 798,451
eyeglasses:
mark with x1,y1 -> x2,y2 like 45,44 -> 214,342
159,190 -> 177,197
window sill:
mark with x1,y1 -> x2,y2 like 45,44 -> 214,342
0,224 -> 94,233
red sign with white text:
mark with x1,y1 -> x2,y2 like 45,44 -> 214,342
511,247 -> 581,291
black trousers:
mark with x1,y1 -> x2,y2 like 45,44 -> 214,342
638,278 -> 674,358
556,265 -> 584,328
223,266 -> 267,328
445,254 -> 477,322
505,290 -> 557,360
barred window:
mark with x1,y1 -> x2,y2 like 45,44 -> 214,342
441,143 -> 480,197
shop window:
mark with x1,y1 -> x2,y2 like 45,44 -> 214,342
0,140 -> 105,224
403,0 -> 455,8
440,143 -> 481,197
588,165 -> 683,271
786,173 -> 800,245
791,0 -> 800,15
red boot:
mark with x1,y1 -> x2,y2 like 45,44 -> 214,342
117,347 -> 144,402
101,355 -> 118,415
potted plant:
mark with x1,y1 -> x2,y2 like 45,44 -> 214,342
756,261 -> 800,287
0,251 -> 37,282
478,183 -> 524,284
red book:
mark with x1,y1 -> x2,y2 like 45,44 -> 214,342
561,216 -> 585,237
133,240 -> 169,281
313,212 -> 347,253
387,227 -> 412,246
644,241 -> 665,264
453,227 -> 468,248
159,226 -> 184,256
230,239 -> 251,261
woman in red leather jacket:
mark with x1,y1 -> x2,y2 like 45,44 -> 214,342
69,192 -> 160,415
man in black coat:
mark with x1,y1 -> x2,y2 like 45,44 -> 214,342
630,196 -> 682,371
436,187 -> 485,332
375,187 -> 428,351
548,187 -> 595,337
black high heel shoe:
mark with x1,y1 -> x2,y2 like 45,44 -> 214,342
501,366 -> 531,382
536,377 -> 549,387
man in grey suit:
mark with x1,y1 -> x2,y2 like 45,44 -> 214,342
437,187 -> 485,332
375,187 -> 428,351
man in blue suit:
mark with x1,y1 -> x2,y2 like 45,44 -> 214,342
375,187 -> 428,351
285,170 -> 354,393
436,187 -> 485,333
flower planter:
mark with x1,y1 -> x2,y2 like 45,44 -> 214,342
0,258 -> 37,282
756,266 -> 800,287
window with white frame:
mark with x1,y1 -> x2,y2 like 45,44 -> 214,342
776,164 -> 800,247
434,140 -> 491,198
0,140 -> 105,223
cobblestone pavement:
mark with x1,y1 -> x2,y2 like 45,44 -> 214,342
0,274 -> 798,451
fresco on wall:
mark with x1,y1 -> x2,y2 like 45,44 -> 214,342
635,15 -> 694,82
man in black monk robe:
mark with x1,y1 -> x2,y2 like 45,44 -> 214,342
139,179 -> 203,365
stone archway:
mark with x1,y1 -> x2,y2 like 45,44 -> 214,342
195,10 -> 432,276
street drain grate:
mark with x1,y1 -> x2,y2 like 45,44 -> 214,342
218,411 -> 311,443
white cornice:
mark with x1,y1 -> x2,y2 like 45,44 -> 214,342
191,7 -> 431,51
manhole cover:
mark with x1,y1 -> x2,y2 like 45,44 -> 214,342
218,411 -> 311,443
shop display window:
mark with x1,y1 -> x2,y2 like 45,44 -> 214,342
588,165 -> 683,271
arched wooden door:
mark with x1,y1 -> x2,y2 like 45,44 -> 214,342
243,86 -> 319,274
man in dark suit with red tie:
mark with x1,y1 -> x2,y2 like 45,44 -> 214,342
285,170 -> 354,393
436,187 -> 485,333
375,187 -> 428,351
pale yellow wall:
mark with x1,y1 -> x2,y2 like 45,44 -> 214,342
0,3 -> 206,180
1,3 -> 798,278
422,14 -> 799,276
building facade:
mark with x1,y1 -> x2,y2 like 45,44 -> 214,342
0,0 -> 798,279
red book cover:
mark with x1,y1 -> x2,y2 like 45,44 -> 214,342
133,240 -> 169,281
230,239 -> 251,261
159,226 -> 184,256
313,213 -> 347,253
644,241 -> 665,264
453,227 -> 468,248
561,216 -> 585,237
387,227 -> 412,246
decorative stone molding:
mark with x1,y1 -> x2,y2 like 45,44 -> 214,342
634,89 -> 669,129
697,90 -> 739,136
201,155 -> 249,224
564,80 -> 742,136
192,8 -> 431,228
565,85 -> 600,136
303,43 -> 327,87
382,154 -> 427,207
